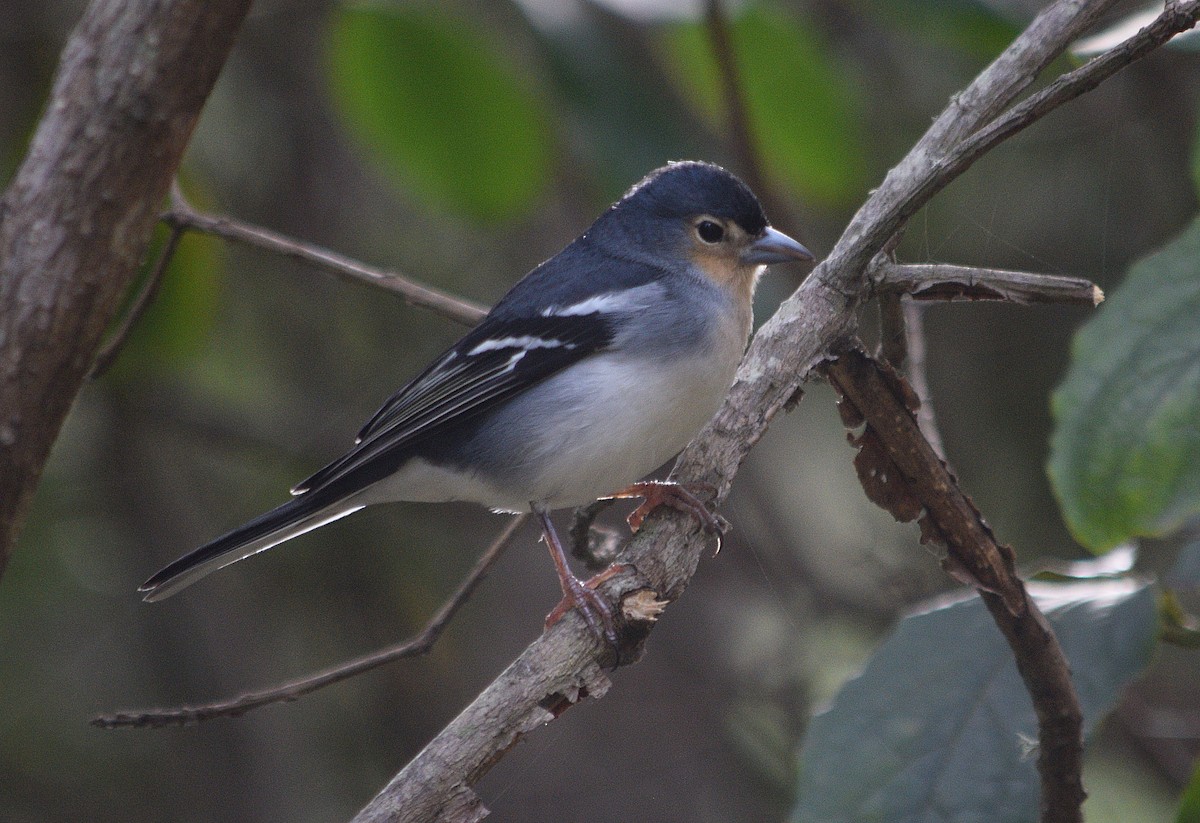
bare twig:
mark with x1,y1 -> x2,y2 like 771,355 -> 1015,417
93,514 -> 527,729
902,300 -> 946,458
826,348 -> 1084,821
89,224 -> 186,379
877,291 -> 908,368
876,261 -> 1104,306
164,184 -> 487,327
875,290 -> 946,458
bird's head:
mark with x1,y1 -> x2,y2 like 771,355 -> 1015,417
602,161 -> 814,294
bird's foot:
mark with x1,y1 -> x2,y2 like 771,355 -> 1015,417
544,563 -> 629,647
606,481 -> 729,548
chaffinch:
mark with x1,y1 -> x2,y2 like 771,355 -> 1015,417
140,161 -> 814,644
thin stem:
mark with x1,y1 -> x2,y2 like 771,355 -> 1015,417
164,183 -> 487,326
704,1 -> 763,191
93,514 -> 527,729
902,300 -> 946,459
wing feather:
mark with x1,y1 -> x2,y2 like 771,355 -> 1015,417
291,314 -> 615,496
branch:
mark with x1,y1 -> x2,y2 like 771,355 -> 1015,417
825,348 -> 1084,821
876,261 -> 1104,306
0,0 -> 252,577
351,1 -> 1200,819
164,184 -> 487,326
93,514 -> 527,729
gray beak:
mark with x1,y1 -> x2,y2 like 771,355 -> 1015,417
741,226 -> 815,266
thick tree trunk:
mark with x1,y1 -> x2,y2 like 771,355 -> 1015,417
0,0 -> 251,575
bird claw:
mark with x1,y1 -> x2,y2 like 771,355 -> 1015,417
544,564 -> 629,647
609,481 -> 728,551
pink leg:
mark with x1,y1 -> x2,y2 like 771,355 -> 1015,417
535,505 -> 620,646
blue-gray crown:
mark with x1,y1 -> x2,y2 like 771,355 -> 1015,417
619,161 -> 769,236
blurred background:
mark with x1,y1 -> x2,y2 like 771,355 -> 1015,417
2,0 -> 1198,820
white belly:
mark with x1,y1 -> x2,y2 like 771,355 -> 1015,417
513,350 -> 737,509
359,348 -> 741,513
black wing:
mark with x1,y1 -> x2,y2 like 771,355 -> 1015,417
291,313 -> 616,496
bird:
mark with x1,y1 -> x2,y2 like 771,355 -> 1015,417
139,161 -> 814,644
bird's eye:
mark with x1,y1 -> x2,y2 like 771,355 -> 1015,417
696,220 -> 725,243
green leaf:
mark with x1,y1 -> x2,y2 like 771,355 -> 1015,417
662,5 -> 867,208
1049,216 -> 1200,552
326,4 -> 552,221
107,225 -> 224,380
793,578 -> 1157,823
1179,760 -> 1200,823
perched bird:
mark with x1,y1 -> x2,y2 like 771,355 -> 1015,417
140,161 -> 813,643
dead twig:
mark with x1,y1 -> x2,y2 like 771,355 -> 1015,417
875,261 -> 1103,306
826,348 -> 1084,822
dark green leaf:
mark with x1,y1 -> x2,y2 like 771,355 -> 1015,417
793,579 -> 1157,823
326,5 -> 552,221
1049,216 -> 1200,552
662,5 -> 867,207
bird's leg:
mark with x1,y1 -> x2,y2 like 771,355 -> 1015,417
603,481 -> 729,549
534,505 -> 620,647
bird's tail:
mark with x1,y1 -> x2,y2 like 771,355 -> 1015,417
139,494 -> 364,602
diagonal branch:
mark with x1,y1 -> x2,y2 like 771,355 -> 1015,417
93,514 -> 527,729
351,2 -> 1198,820
164,183 -> 487,326
889,0 -> 1200,247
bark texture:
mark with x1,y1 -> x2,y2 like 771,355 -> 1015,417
0,0 -> 251,572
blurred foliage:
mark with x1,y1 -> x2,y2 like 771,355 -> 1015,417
106,227 -> 225,382
1180,761 -> 1200,823
793,578 -> 1158,822
858,0 -> 1018,60
2,0 -> 1198,820
1049,217 -> 1200,553
663,4 -> 867,207
327,3 -> 553,220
